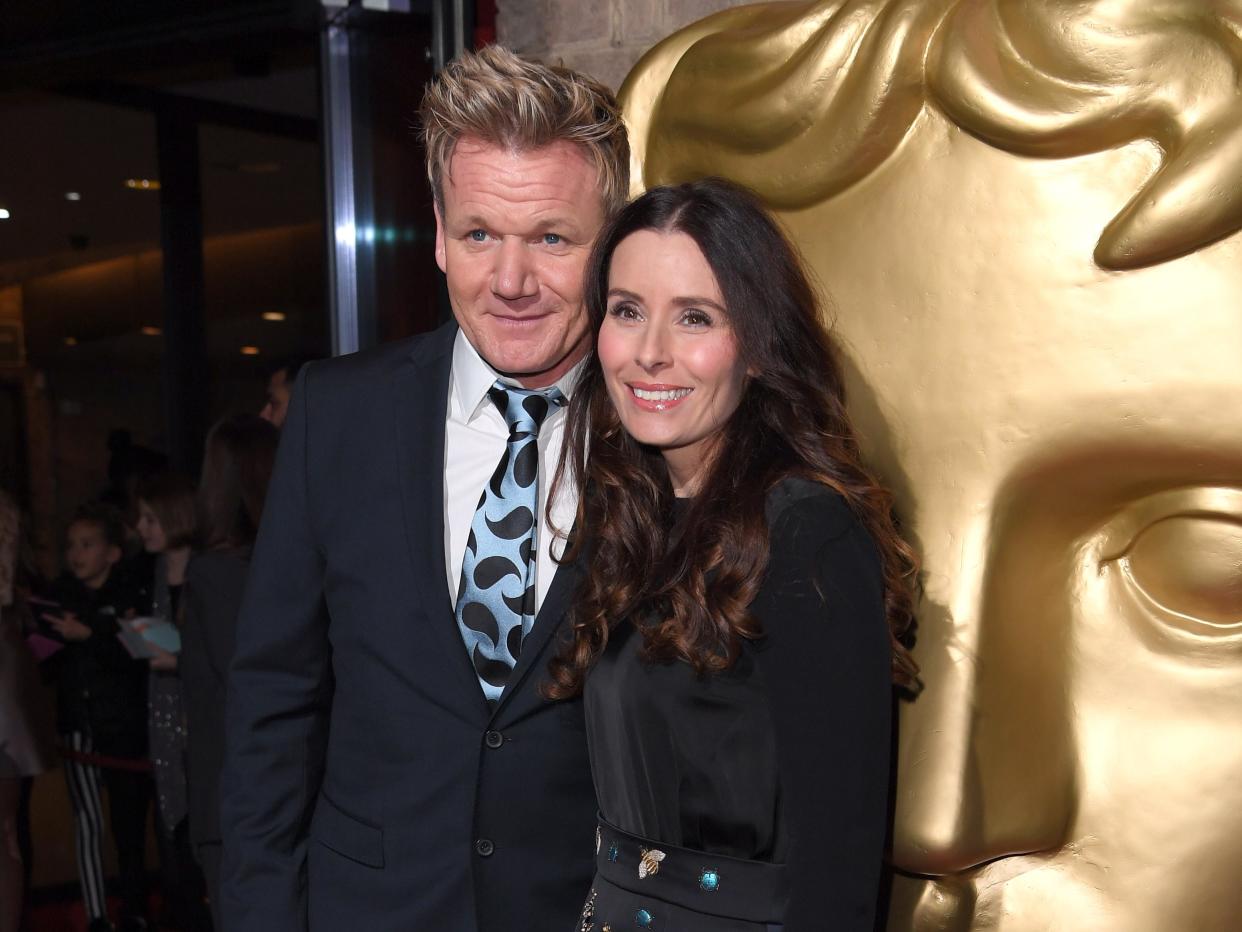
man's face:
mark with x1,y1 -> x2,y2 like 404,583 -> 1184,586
260,370 -> 291,428
65,521 -> 120,590
434,138 -> 605,388
775,112 -> 1242,932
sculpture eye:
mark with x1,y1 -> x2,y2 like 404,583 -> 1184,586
1123,515 -> 1242,631
1100,488 -> 1242,645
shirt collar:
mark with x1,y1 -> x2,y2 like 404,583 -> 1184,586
449,329 -> 587,422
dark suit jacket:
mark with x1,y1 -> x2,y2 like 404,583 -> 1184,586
181,547 -> 249,849
219,322 -> 597,932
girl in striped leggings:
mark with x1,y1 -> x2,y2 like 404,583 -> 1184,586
44,505 -> 152,932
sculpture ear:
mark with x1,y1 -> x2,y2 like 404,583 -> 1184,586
624,0 -> 942,209
929,0 -> 1242,270
627,0 -> 1242,270
1092,117 -> 1242,270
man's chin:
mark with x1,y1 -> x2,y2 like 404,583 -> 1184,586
482,338 -> 589,387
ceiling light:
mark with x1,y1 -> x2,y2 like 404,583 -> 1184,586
125,178 -> 161,191
0,209 -> 9,220
65,191 -> 81,202
64,337 -> 78,346
140,325 -> 162,336
261,311 -> 286,322
240,345 -> 260,356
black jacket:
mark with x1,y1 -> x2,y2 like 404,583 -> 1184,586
46,570 -> 149,756
180,547 -> 249,848
219,322 -> 597,932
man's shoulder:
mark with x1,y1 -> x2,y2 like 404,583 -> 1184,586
302,321 -> 457,395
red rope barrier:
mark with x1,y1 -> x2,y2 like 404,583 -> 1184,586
58,746 -> 153,773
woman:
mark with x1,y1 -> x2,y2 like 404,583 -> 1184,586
180,414 -> 278,928
134,472 -> 211,931
547,179 -> 919,931
0,489 -> 53,932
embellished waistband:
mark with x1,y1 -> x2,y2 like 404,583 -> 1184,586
594,815 -> 789,924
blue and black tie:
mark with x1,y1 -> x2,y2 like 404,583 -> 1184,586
455,380 -> 566,702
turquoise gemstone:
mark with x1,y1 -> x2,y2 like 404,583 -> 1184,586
699,869 -> 720,892
608,844 -> 620,863
635,908 -> 653,927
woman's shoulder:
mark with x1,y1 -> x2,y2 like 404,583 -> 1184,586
764,476 -> 862,543
187,548 -> 250,584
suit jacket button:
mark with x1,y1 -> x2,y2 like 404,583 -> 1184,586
475,838 -> 495,857
485,730 -> 503,749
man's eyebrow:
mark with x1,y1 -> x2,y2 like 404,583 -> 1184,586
530,216 -> 581,233
453,214 -> 584,235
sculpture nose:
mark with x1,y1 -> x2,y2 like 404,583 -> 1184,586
891,522 -> 1076,877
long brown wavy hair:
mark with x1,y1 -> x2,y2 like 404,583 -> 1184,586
196,414 -> 278,552
544,178 -> 919,699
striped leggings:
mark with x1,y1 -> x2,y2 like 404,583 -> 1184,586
61,731 -> 151,921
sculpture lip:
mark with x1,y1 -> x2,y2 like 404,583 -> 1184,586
893,846 -> 1072,931
893,843 -> 1065,880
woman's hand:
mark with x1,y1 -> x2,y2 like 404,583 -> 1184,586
46,612 -> 91,642
147,643 -> 178,671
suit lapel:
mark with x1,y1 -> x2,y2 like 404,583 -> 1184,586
494,529 -> 584,718
392,323 -> 491,719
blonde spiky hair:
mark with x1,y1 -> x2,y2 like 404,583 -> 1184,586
419,45 -> 630,214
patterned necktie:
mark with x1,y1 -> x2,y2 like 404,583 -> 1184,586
455,380 -> 566,702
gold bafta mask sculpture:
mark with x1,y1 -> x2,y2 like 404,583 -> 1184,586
620,3 -> 1242,930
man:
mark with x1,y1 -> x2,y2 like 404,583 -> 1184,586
258,357 -> 312,429
218,47 -> 629,931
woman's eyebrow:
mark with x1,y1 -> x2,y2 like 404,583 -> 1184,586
670,295 -> 726,312
607,288 -> 643,301
607,288 -> 726,313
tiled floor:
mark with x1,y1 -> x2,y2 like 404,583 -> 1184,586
24,891 -> 169,932
25,770 -> 184,930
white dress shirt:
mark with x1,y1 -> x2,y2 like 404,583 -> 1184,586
443,330 -> 582,615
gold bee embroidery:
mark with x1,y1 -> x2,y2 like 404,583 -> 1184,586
638,847 -> 666,879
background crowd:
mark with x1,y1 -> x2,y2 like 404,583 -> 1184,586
0,358 -> 309,932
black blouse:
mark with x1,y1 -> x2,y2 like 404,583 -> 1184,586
584,478 -> 893,930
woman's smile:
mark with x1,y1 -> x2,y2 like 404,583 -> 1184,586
627,383 -> 694,409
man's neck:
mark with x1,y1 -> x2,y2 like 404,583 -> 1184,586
508,340 -> 590,390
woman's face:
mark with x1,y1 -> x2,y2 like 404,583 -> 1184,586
135,499 -> 167,554
597,229 -> 749,493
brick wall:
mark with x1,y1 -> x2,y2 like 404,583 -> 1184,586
497,0 -> 752,92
